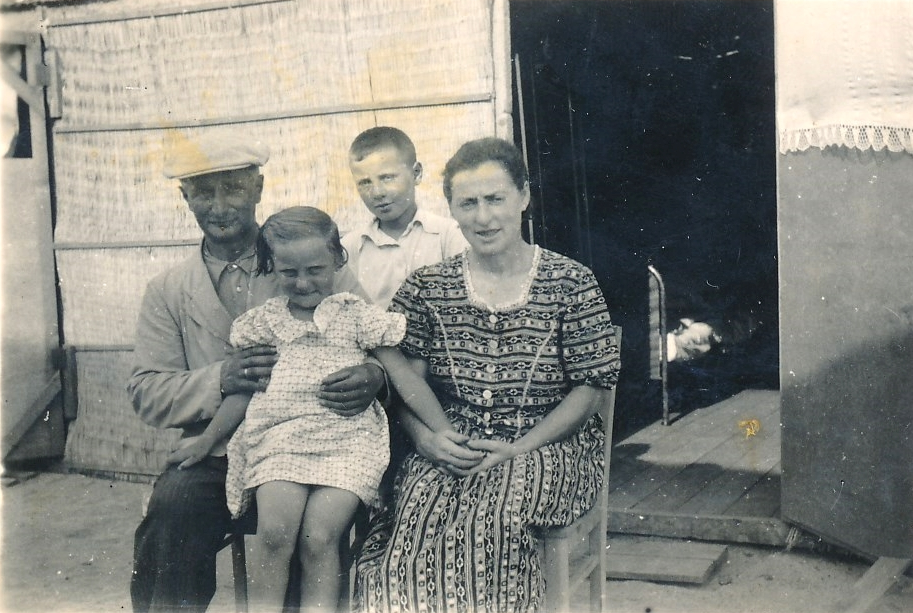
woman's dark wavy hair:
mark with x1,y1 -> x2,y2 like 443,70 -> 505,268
442,137 -> 529,203
256,206 -> 347,275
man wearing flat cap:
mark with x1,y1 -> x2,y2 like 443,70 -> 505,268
127,132 -> 385,612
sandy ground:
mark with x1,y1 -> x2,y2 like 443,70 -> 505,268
1,471 -> 911,613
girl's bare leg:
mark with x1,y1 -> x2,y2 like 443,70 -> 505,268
298,487 -> 361,613
247,481 -> 310,613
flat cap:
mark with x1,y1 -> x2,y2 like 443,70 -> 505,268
163,132 -> 270,179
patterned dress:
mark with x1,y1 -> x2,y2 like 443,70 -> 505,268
225,292 -> 405,518
354,247 -> 620,613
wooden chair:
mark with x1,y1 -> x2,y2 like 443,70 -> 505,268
139,489 -> 250,613
339,503 -> 371,610
220,528 -> 249,613
535,325 -> 621,613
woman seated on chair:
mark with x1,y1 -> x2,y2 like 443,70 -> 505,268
353,137 -> 621,613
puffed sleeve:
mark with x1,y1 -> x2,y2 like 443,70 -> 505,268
560,262 -> 620,389
229,300 -> 278,349
388,270 -> 434,360
352,298 -> 406,349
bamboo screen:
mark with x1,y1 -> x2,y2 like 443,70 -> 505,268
45,0 -> 511,475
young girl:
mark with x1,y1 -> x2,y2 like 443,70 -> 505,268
168,206 -> 453,613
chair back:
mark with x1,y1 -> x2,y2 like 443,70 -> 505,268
600,325 -> 622,494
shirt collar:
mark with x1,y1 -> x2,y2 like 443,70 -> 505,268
360,207 -> 443,244
201,241 -> 258,274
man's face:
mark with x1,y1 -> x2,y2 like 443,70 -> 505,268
180,167 -> 263,244
348,146 -> 421,230
671,318 -> 720,361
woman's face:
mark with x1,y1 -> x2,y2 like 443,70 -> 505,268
448,161 -> 529,257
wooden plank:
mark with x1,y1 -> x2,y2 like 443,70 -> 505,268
607,537 -> 727,560
679,469 -> 771,516
1,61 -> 45,117
831,557 -> 912,613
608,425 -> 741,510
2,373 -> 61,457
54,239 -> 199,250
675,411 -> 781,515
53,93 -> 493,134
608,450 -> 648,489
614,390 -> 766,457
634,461 -> 731,513
44,0 -> 291,26
608,509 -> 791,547
605,537 -> 728,584
613,390 -> 779,468
608,391 -> 779,508
633,398 -> 779,514
723,464 -> 781,519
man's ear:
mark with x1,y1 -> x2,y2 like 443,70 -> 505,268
252,173 -> 265,204
413,161 -> 423,185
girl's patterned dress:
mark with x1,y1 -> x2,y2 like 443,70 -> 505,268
355,247 -> 620,613
225,292 -> 405,517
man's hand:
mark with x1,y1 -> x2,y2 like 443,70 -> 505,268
220,345 -> 278,396
318,363 -> 385,416
166,438 -> 215,470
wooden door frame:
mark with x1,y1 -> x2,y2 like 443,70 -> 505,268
1,28 -> 65,462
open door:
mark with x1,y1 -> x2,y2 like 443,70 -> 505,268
775,1 -> 913,561
510,0 -> 779,438
1,30 -> 64,465
778,151 -> 913,560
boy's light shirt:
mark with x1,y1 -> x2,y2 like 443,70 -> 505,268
342,207 -> 467,309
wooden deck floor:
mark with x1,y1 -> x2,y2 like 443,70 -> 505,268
607,389 -> 790,546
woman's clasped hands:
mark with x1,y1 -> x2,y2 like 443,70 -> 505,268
416,429 -> 520,477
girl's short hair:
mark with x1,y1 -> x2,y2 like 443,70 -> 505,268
442,137 -> 529,203
256,206 -> 347,274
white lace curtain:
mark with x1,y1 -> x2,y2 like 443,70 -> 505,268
776,0 -> 913,154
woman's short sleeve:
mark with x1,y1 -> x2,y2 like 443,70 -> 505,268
229,303 -> 277,349
561,264 -> 620,389
388,271 -> 434,360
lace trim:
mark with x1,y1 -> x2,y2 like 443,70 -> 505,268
463,245 -> 541,312
779,125 -> 913,154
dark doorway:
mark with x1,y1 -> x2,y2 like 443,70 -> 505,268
511,1 -> 779,437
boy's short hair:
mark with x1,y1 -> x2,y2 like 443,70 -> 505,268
349,126 -> 417,165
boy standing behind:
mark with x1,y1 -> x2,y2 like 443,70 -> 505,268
343,126 -> 467,308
